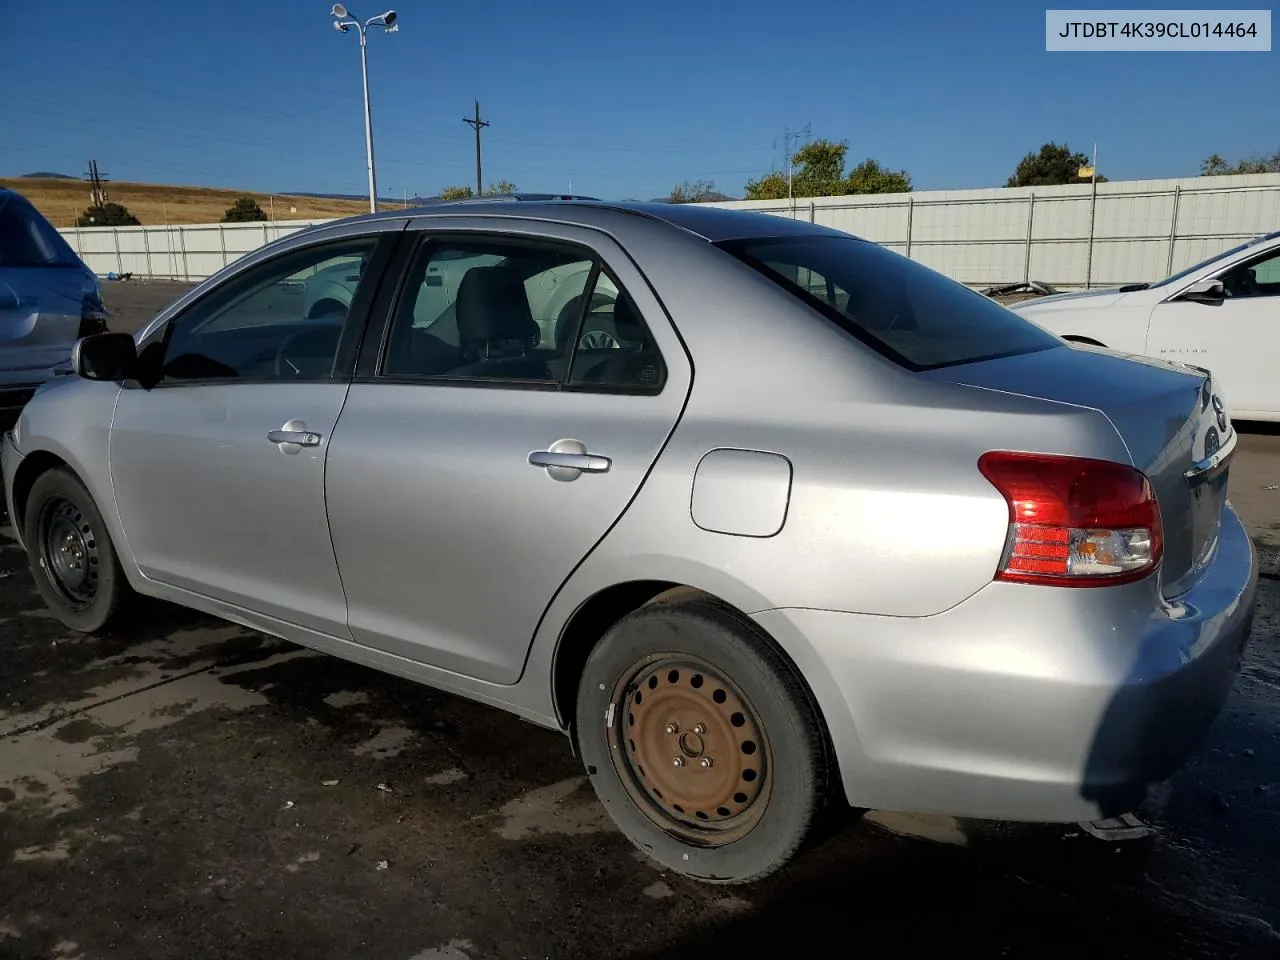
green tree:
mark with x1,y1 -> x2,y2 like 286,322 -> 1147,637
1200,149 -> 1280,175
790,139 -> 848,197
667,178 -> 730,203
439,185 -> 474,199
75,202 -> 140,227
742,170 -> 790,201
220,197 -> 268,223
845,158 -> 912,194
1006,142 -> 1106,187
485,180 -> 518,195
745,138 -> 912,199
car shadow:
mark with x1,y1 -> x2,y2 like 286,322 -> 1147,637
1235,419 -> 1280,437
620,811 -> 1265,960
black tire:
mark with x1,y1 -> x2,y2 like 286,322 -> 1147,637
24,466 -> 131,633
576,598 -> 830,884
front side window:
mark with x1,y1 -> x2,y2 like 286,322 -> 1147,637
158,237 -> 379,383
380,235 -> 665,392
721,235 -> 1060,370
1222,249 -> 1280,298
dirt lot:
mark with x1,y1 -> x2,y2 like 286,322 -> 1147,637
2,178 -> 373,229
1,281 -> 1278,959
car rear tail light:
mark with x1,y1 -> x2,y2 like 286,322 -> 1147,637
79,291 -> 109,339
978,451 -> 1162,587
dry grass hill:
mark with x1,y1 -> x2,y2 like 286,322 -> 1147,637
0,176 -> 382,228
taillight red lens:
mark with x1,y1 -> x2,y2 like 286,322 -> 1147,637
978,451 -> 1162,587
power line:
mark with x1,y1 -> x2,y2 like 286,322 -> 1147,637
462,100 -> 490,195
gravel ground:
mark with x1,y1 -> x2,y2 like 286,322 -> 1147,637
0,280 -> 1277,959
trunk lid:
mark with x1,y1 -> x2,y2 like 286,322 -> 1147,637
926,343 -> 1231,599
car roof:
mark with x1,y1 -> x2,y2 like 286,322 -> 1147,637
318,197 -> 853,245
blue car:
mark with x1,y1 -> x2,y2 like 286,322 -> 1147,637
0,188 -> 108,420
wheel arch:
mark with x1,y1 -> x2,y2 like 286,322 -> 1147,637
11,449 -> 75,542
550,579 -> 844,799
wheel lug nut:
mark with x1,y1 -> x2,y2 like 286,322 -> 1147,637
693,723 -> 707,735
664,723 -> 679,735
700,757 -> 714,769
672,756 -> 685,768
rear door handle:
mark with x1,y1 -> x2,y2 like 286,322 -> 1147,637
268,418 -> 323,452
529,439 -> 611,481
268,429 -> 322,446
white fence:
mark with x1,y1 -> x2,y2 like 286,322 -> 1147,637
60,219 -> 330,284
58,172 -> 1280,290
703,172 -> 1280,289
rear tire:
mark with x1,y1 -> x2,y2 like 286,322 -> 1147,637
24,467 -> 131,633
576,598 -> 830,884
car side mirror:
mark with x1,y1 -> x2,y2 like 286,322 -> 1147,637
73,332 -> 138,382
1178,278 -> 1225,304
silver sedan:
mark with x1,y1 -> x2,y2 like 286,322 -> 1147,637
2,200 -> 1257,884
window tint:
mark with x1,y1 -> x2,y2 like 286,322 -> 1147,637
721,236 -> 1059,370
1223,250 -> 1280,297
0,192 -> 77,268
159,237 -> 378,383
566,274 -> 666,392
381,236 -> 664,392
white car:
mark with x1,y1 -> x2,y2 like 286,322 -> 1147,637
1010,230 -> 1280,421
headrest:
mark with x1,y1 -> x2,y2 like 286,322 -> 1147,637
455,266 -> 539,344
610,294 -> 647,343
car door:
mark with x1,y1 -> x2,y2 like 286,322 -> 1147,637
324,223 -> 691,684
109,224 -> 402,636
1146,245 -> 1280,417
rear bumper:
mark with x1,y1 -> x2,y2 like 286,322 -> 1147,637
754,503 -> 1257,823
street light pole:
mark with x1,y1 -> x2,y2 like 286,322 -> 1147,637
358,28 -> 376,213
331,5 -> 398,214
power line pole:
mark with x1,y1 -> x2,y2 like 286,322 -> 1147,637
84,159 -> 110,206
463,100 -> 489,196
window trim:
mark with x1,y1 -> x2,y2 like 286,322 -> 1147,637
717,235 -> 1060,373
137,232 -> 397,390
360,230 -> 667,396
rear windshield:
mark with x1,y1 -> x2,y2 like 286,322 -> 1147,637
0,192 -> 79,268
719,235 -> 1059,371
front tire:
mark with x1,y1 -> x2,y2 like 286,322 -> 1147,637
576,598 -> 830,884
24,467 -> 131,633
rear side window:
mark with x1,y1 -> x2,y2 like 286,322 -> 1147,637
720,236 -> 1059,370
0,192 -> 78,268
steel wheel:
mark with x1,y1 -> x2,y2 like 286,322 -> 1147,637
37,495 -> 100,610
578,329 -> 620,350
609,654 -> 772,846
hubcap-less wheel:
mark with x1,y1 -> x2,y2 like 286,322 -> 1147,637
38,497 -> 99,610
610,656 -> 771,845
579,329 -> 620,350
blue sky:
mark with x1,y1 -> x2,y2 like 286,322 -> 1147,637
3,0 -> 1276,200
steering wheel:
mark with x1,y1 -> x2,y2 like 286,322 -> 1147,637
274,325 -> 342,378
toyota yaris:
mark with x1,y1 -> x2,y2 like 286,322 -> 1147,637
3,200 -> 1257,884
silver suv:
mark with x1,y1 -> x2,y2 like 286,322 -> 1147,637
0,188 -> 107,421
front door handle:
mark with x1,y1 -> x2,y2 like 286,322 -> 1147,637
268,418 -> 322,453
529,439 -> 611,481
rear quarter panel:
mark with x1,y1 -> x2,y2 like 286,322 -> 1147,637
1018,301 -> 1153,353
